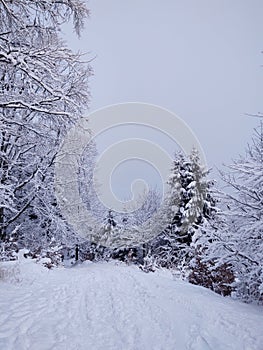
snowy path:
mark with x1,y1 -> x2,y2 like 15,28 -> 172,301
0,261 -> 262,350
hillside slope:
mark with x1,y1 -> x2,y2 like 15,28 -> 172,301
0,259 -> 262,350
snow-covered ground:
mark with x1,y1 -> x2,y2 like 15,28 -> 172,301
0,258 -> 262,350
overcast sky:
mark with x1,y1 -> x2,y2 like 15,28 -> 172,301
63,0 -> 263,201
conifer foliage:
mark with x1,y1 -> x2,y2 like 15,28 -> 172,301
152,150 -> 215,269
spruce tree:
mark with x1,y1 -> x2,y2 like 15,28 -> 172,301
153,150 -> 215,269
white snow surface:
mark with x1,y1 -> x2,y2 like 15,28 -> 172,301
0,259 -> 262,350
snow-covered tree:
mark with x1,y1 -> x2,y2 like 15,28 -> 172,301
152,150 -> 215,269
193,123 -> 263,303
188,192 -> 235,297
123,188 -> 161,227
0,0 -> 91,256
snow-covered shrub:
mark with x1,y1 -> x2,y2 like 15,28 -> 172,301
33,244 -> 64,269
232,265 -> 263,304
0,239 -> 18,262
188,253 -> 234,297
139,254 -> 157,273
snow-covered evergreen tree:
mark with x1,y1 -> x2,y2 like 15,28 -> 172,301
152,150 -> 215,269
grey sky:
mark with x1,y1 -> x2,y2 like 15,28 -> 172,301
63,0 -> 263,200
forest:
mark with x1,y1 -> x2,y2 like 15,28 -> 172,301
0,0 -> 262,307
